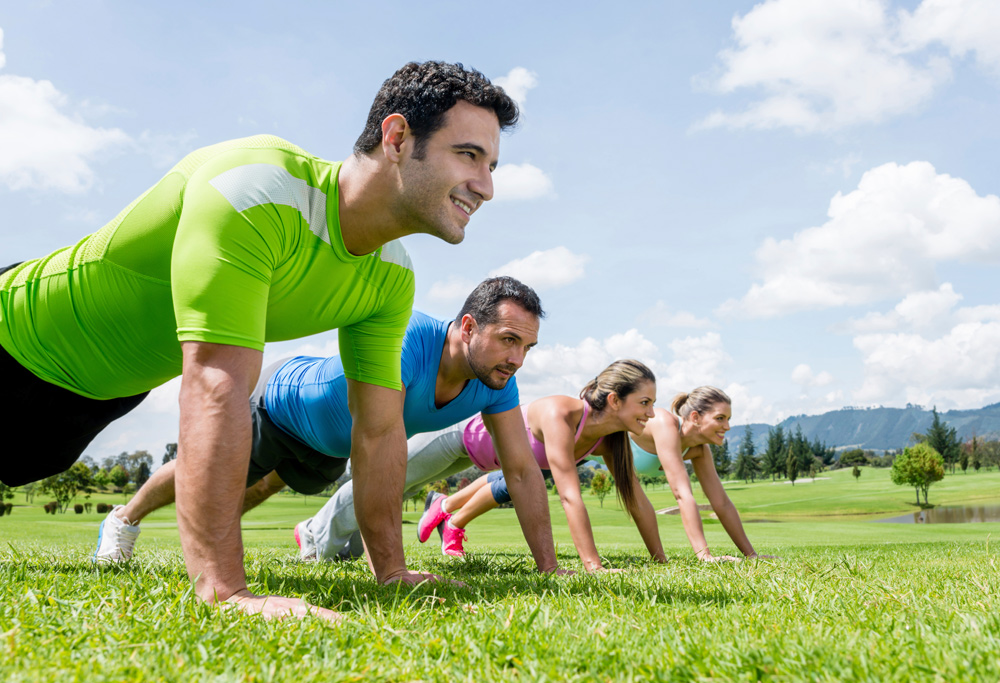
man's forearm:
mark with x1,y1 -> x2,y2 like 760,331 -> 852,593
351,426 -> 408,582
176,374 -> 253,602
504,466 -> 558,572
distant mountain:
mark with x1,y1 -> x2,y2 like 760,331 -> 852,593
726,403 -> 1000,452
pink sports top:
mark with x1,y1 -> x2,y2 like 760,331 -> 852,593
463,402 -> 604,472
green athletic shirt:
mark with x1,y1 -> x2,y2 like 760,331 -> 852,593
0,135 -> 415,400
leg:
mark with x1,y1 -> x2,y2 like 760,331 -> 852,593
306,421 -> 472,560
449,475 -> 503,528
242,471 -> 287,513
120,460 -> 178,523
442,473 -> 491,513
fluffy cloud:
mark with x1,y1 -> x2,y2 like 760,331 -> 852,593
900,0 -> 1000,72
718,162 -> 1000,318
494,67 -> 538,109
850,285 -> 1000,408
791,363 -> 834,388
492,162 -> 555,201
489,246 -> 588,290
698,0 -> 1000,132
638,301 -> 715,329
0,28 -> 130,192
427,275 -> 478,303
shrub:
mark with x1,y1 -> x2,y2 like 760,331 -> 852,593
74,504 -> 84,514
4,503 -> 11,515
96,503 -> 109,514
0,505 -> 5,517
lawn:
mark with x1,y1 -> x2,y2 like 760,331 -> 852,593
2,467 -> 999,681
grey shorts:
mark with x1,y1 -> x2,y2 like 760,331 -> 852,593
246,360 -> 348,495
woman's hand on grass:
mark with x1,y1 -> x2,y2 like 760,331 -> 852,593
224,589 -> 344,623
382,570 -> 466,587
698,553 -> 739,563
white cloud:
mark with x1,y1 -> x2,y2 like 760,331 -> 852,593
0,28 -> 131,192
427,275 -> 478,303
494,66 -> 538,109
848,285 -> 1000,409
519,333 -> 658,404
718,162 -> 1000,318
844,283 -> 963,334
492,162 -> 555,201
489,246 -> 588,290
697,0 -> 948,132
900,0 -> 1000,72
791,363 -> 834,388
638,301 -> 715,329
853,319 -> 1000,409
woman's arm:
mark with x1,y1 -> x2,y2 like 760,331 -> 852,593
535,401 -> 605,572
691,448 -> 758,558
609,458 -> 666,563
637,409 -> 732,562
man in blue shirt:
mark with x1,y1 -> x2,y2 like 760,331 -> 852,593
97,277 -> 563,574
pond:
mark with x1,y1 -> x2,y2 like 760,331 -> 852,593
875,505 -> 1000,524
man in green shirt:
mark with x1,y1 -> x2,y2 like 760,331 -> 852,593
0,61 -> 520,622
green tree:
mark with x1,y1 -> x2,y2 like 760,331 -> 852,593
839,449 -> 868,468
39,462 -> 93,513
0,481 -> 15,508
92,468 -> 111,491
733,426 -> 760,483
109,464 -> 130,490
852,464 -> 861,482
890,443 -> 945,505
163,442 -> 178,465
786,445 -> 799,486
710,439 -> 731,477
924,408 -> 960,473
761,426 -> 785,481
968,436 -> 982,472
590,471 -> 613,507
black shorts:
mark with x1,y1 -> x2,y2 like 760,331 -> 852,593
0,263 -> 148,486
246,360 -> 348,495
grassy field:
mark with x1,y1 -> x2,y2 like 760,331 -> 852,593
2,467 -> 999,681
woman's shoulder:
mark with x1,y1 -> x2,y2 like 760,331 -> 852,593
527,395 -> 584,429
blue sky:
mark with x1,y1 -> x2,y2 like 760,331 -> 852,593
2,0 -> 999,459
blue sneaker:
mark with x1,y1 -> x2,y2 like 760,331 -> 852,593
93,505 -> 140,563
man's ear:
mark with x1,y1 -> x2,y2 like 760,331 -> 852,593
460,314 -> 477,343
381,114 -> 410,162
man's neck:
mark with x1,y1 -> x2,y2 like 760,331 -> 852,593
434,321 -> 474,408
337,154 -> 406,256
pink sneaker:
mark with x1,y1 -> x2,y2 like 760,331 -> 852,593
417,492 -> 450,543
441,521 -> 466,557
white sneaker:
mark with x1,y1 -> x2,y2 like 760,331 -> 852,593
93,505 -> 140,563
294,521 -> 317,562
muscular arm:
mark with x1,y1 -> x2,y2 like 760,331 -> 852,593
484,409 -> 559,573
347,379 -> 444,585
692,452 -> 757,557
175,343 -> 341,621
176,342 -> 261,603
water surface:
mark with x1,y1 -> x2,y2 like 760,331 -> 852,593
875,505 -> 1000,524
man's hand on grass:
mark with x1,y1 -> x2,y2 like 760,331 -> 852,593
224,589 -> 344,623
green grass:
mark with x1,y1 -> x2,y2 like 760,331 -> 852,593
2,468 -> 999,681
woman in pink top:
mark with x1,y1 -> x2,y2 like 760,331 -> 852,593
631,386 -> 769,563
419,359 -> 668,571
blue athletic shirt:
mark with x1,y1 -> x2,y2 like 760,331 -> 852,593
263,310 -> 520,457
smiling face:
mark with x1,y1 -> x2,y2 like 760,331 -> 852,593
614,380 -> 657,436
397,100 -> 501,245
691,401 -> 732,446
464,300 -> 539,390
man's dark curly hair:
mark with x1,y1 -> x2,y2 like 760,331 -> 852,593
354,61 -> 519,158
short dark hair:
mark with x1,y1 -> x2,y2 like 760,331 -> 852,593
354,61 -> 519,158
457,276 -> 544,327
